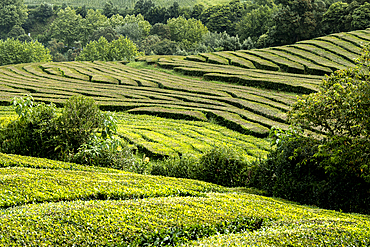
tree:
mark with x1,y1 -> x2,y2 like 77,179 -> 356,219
0,38 -> 51,66
78,9 -> 108,45
191,4 -> 205,19
134,0 -> 155,16
0,0 -> 28,38
76,36 -> 141,62
167,16 -> 208,44
49,7 -> 82,48
103,0 -> 118,18
202,0 -> 245,36
268,0 -> 326,45
322,1 -> 350,33
351,2 -> 370,30
109,14 -> 151,39
90,26 -> 117,42
288,43 -> 370,182
150,23 -> 171,40
236,5 -> 276,42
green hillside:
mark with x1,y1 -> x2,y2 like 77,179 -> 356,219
24,0 -> 231,9
0,29 -> 370,245
1,29 -> 368,157
0,154 -> 369,246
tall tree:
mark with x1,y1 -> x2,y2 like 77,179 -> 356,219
167,16 -> 208,44
268,0 -> 326,45
0,0 -> 28,38
202,0 -> 245,36
236,4 -> 276,42
49,7 -> 82,48
103,0 -> 118,18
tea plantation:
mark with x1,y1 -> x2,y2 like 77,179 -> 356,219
0,29 -> 370,245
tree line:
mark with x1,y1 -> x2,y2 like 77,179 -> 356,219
0,0 -> 370,63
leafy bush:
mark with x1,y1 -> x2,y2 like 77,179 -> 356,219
151,146 -> 252,187
250,127 -> 370,214
196,146 -> 251,187
151,154 -> 199,178
0,96 -> 56,157
0,38 -> 52,66
76,36 -> 142,62
0,95 -> 134,169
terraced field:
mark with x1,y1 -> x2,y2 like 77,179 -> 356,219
116,113 -> 270,159
0,154 -> 369,246
1,28 -> 369,158
175,29 -> 369,76
0,60 -> 299,138
1,29 -> 370,246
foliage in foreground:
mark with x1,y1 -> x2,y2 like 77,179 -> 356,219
249,44 -> 370,214
0,192 -> 369,246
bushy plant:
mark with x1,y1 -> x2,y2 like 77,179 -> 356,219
150,154 -> 199,178
250,127 -> 370,214
151,146 -> 252,187
196,146 -> 251,187
0,95 -> 135,170
0,38 -> 52,66
0,95 -> 56,157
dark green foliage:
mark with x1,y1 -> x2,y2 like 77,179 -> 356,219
54,95 -> 103,154
0,95 -> 133,169
151,146 -> 252,187
0,0 -> 28,38
196,146 -> 250,187
151,39 -> 178,55
151,154 -> 199,178
102,0 -> 118,18
0,96 -> 57,157
250,128 -> 370,214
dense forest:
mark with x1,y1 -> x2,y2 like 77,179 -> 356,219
1,0 -> 370,64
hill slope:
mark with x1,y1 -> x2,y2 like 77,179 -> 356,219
0,154 -> 369,246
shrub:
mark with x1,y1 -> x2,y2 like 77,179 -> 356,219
0,38 -> 52,66
0,95 -> 56,157
0,95 -> 135,170
196,146 -> 251,187
151,146 -> 253,187
150,154 -> 199,178
249,127 -> 370,214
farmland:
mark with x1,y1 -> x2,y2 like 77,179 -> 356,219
0,154 -> 369,245
0,28 -> 370,245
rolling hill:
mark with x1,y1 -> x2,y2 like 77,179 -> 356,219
0,29 -> 370,245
